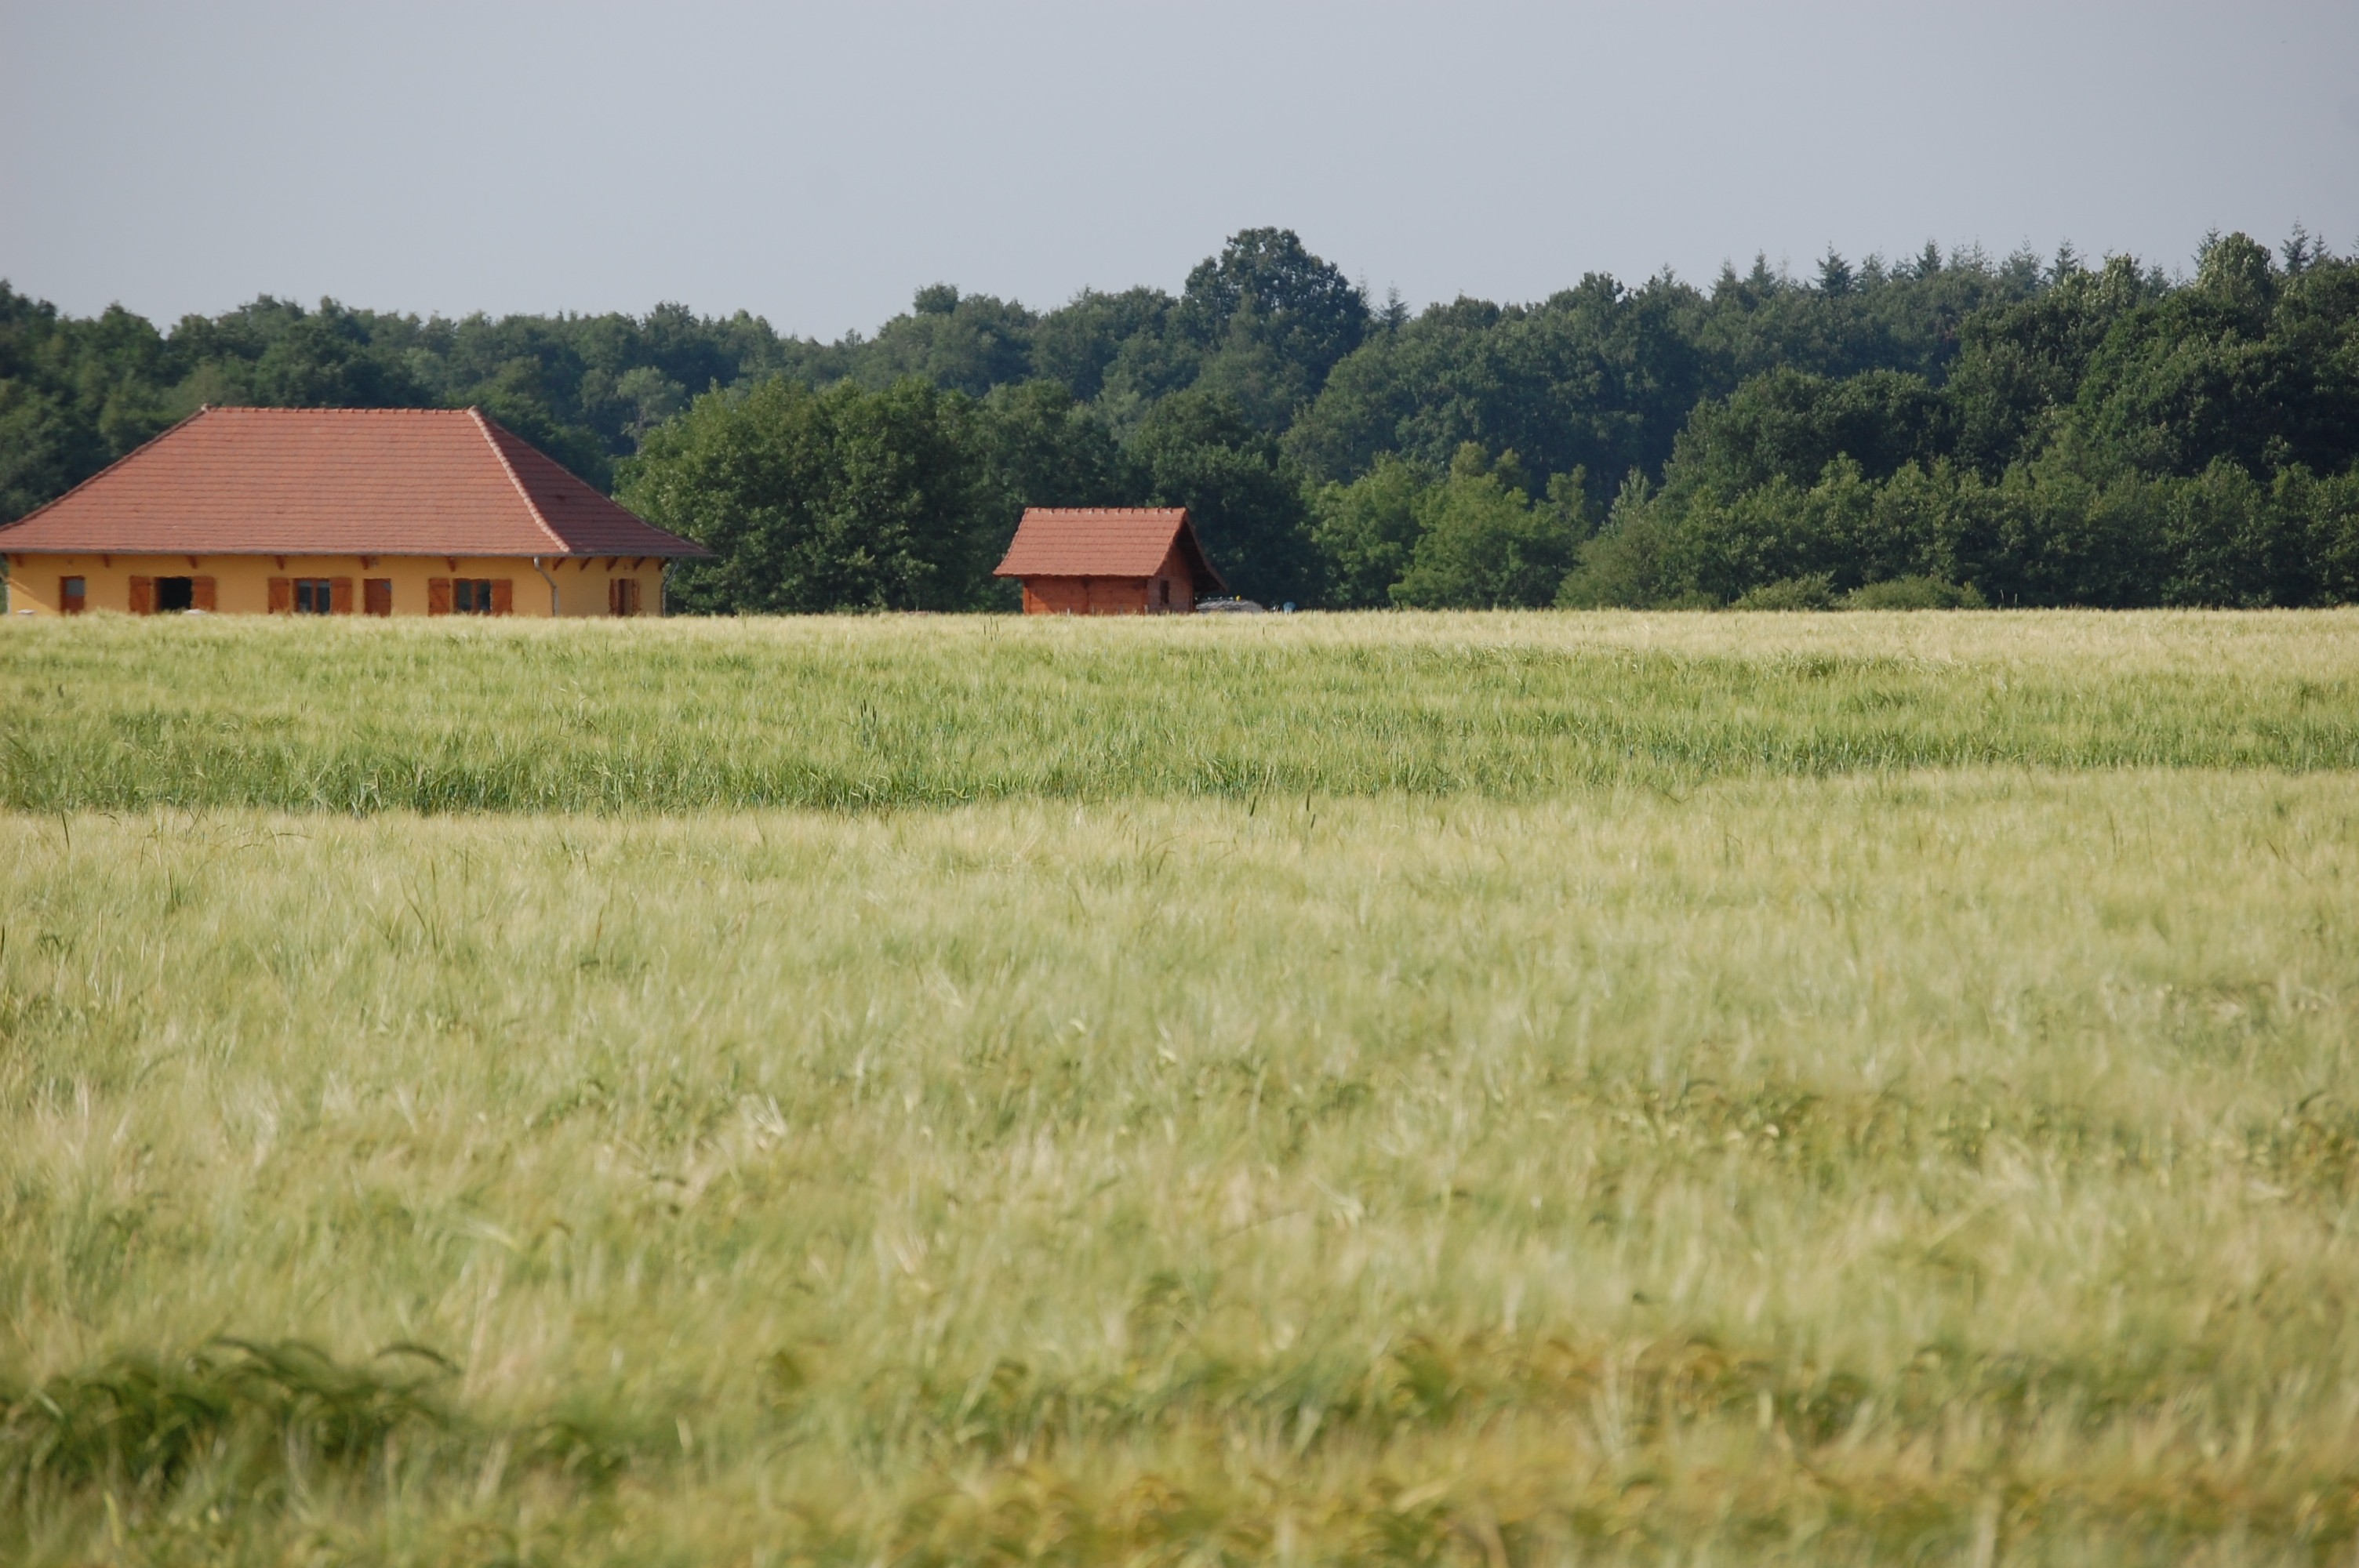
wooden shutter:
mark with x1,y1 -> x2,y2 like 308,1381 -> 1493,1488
191,576 -> 216,612
364,578 -> 392,616
331,576 -> 354,614
268,576 -> 292,613
129,575 -> 154,615
427,577 -> 452,615
490,578 -> 514,616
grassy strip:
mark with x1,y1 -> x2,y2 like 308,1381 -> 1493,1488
9,1330 -> 2357,1565
4,778 -> 2356,1561
4,610 -> 2357,811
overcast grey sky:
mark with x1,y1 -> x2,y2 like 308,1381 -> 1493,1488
4,2 -> 2355,339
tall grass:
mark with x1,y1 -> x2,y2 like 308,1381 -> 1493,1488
4,610 -> 2357,810
5,772 -> 2357,1563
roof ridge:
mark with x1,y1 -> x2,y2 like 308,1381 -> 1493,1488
0,405 -> 213,538
994,505 -> 1223,591
469,407 -> 571,556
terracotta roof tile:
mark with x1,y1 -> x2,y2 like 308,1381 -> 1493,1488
0,406 -> 708,558
993,507 -> 1224,589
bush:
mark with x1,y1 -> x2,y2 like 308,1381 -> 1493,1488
1307,452 -> 1428,608
620,377 -> 995,614
1732,574 -> 1837,611
1843,575 -> 1987,610
1391,447 -> 1585,609
1556,474 -> 1703,608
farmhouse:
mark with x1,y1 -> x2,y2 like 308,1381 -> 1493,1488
0,405 -> 707,617
994,506 -> 1224,615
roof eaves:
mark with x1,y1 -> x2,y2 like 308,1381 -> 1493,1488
470,408 -> 572,557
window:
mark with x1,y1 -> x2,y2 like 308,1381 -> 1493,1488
364,578 -> 392,616
428,576 -> 509,616
60,576 -> 85,615
156,576 -> 194,612
293,579 -> 334,614
609,577 -> 642,617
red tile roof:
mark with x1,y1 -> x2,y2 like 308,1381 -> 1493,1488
993,507 -> 1225,589
0,406 -> 708,558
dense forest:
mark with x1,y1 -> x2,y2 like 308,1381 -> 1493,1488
5,225 -> 2355,609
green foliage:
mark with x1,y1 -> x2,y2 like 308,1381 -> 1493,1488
2281,463 -> 2359,601
1670,367 -> 1950,492
1732,573 -> 1837,610
1944,255 -> 2162,474
1308,449 -> 1596,610
1029,285 -> 1172,402
1558,232 -> 2359,611
853,284 -> 1038,397
1841,575 -> 1986,610
244,310 -> 430,409
0,287 -> 814,517
620,378 -> 994,613
2070,234 -> 2359,481
0,378 -> 104,524
1390,447 -> 1589,608
1176,227 -> 1369,429
1127,390 -> 1320,605
7,227 -> 2358,609
1307,453 -> 1430,608
1557,474 -> 1707,609
969,379 -> 1132,515
1284,275 -> 1715,501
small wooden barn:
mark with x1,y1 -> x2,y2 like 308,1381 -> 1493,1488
993,507 -> 1224,615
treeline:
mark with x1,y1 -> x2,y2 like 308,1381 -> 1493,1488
0,291 -> 787,506
5,227 -> 2355,608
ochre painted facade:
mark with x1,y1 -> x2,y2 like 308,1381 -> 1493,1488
5,553 -> 665,619
1016,543 -> 1201,616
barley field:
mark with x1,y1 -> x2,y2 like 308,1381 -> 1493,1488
5,612 -> 2357,812
3,612 -> 2358,1566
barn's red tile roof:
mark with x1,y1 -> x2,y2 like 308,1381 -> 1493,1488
993,507 -> 1224,589
0,406 -> 707,558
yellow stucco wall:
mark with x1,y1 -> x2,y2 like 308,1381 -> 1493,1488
4,554 -> 667,619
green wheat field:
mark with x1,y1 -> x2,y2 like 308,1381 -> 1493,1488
4,611 -> 2358,1566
